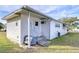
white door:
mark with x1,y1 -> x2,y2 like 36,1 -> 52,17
33,20 -> 41,37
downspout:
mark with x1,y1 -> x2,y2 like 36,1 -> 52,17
49,19 -> 52,40
28,12 -> 31,48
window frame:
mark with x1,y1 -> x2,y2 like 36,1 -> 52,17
35,21 -> 38,26
55,23 -> 60,28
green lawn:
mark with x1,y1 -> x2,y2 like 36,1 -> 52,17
0,32 -> 23,53
1,32 -> 79,53
30,33 -> 79,53
48,33 -> 79,52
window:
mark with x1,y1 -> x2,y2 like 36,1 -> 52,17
35,22 -> 38,26
41,21 -> 46,24
55,23 -> 60,27
41,21 -> 44,24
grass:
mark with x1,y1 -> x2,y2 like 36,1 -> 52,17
30,33 -> 79,53
49,33 -> 79,47
1,32 -> 79,53
47,33 -> 79,52
25,33 -> 79,53
0,32 -> 23,53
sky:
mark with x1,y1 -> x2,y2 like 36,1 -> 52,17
0,5 -> 79,24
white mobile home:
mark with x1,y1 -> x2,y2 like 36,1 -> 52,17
3,6 -> 67,47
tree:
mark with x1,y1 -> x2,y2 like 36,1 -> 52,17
60,17 -> 78,25
59,17 -> 78,30
0,22 -> 4,30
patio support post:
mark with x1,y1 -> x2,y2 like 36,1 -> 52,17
28,12 -> 31,48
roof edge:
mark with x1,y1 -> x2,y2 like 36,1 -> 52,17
2,5 -> 65,24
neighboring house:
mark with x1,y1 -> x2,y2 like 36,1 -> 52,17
2,6 -> 67,47
71,21 -> 79,32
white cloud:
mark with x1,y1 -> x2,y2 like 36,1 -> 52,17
0,5 -> 22,23
0,5 -> 79,23
0,5 -> 22,12
30,5 -> 61,13
42,5 -> 61,13
44,5 -> 79,19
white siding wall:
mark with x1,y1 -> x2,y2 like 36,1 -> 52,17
30,15 -> 41,37
50,20 -> 67,39
20,13 -> 28,43
20,13 -> 41,43
7,17 -> 21,44
59,23 -> 67,35
21,13 -> 50,41
50,21 -> 58,39
7,12 -> 67,45
55,22 -> 67,36
41,20 -> 50,39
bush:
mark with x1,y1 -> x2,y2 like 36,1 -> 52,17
77,27 -> 79,29
0,23 -> 5,31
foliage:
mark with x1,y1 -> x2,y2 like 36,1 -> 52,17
60,17 -> 78,24
59,17 -> 79,30
77,27 -> 79,29
0,25 -> 3,29
0,22 -> 4,30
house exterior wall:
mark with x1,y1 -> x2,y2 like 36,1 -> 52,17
6,11 -> 68,45
30,15 -> 42,37
20,13 -> 28,43
50,21 -> 58,39
41,19 -> 50,39
6,12 -> 51,45
59,23 -> 67,35
50,20 -> 67,39
7,16 -> 21,44
30,16 -> 50,39
6,13 -> 68,44
55,22 -> 67,36
20,12 -> 50,42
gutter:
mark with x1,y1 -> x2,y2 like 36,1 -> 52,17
2,5 -> 65,24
